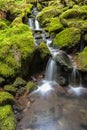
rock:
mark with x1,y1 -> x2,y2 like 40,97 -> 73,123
53,27 -> 81,50
54,51 -> 72,70
0,77 -> 5,86
25,81 -> 37,93
76,46 -> 87,72
48,17 -> 63,34
0,23 -> 36,78
0,92 -> 14,106
0,105 -> 17,130
4,85 -> 16,95
37,6 -> 62,26
13,77 -> 26,88
37,42 -> 51,59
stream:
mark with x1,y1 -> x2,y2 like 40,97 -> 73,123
17,7 -> 87,130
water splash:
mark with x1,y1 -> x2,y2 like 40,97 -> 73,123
68,85 -> 87,96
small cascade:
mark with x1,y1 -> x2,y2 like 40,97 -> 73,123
68,63 -> 87,96
28,18 -> 34,30
35,18 -> 41,30
45,58 -> 57,81
70,66 -> 81,86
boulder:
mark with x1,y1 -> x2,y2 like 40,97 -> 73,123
13,77 -> 26,88
0,92 -> 14,106
53,27 -> 81,50
76,47 -> 87,72
0,105 -> 17,130
25,81 -> 37,93
54,51 -> 72,70
0,23 -> 35,78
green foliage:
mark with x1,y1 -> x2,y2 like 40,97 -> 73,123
48,17 -> 63,33
0,23 -> 35,78
53,27 -> 81,48
13,77 -> 26,88
77,47 -> 87,71
38,42 -> 50,59
0,92 -> 14,106
0,105 -> 17,130
4,85 -> 16,95
26,81 -> 37,93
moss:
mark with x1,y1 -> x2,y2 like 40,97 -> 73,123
48,17 -> 64,34
77,47 -> 87,71
37,3 -> 42,11
4,85 -> 16,95
38,42 -> 50,59
10,16 -> 22,27
0,23 -> 35,78
0,105 -> 17,130
13,77 -> 26,88
26,81 -> 37,93
53,27 -> 81,48
0,77 -> 5,85
59,6 -> 87,27
37,6 -> 62,26
0,92 -> 14,106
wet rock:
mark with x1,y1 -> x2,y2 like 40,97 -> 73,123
13,77 -> 26,88
54,51 -> 72,70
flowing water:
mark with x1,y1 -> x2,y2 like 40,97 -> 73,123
17,7 -> 87,130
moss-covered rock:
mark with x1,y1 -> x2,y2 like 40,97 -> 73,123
38,42 -> 50,59
48,17 -> 64,34
13,77 -> 26,88
76,47 -> 87,72
0,105 -> 16,130
4,85 -> 16,95
37,6 -> 62,26
0,77 -> 5,86
0,23 -> 35,78
0,92 -> 14,106
26,81 -> 37,93
53,27 -> 81,49
59,6 -> 87,27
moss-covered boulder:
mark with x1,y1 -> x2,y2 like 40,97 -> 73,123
0,105 -> 16,130
0,23 -> 35,78
38,42 -> 50,59
4,85 -> 16,95
37,6 -> 62,26
76,47 -> 87,72
0,77 -> 5,86
53,27 -> 81,49
59,5 -> 87,27
48,17 -> 63,34
13,77 -> 26,88
26,81 -> 37,93
0,92 -> 14,106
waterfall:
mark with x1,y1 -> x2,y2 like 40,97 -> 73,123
28,18 -> 34,30
70,66 -> 80,86
45,58 -> 57,81
35,18 -> 41,30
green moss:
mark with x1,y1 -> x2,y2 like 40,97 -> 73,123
38,42 -> 50,59
0,92 -> 14,106
48,17 -> 64,34
77,47 -> 87,71
0,23 -> 35,78
4,85 -> 16,95
26,81 -> 37,93
53,27 -> 81,48
10,17 -> 22,27
59,6 -> 87,27
13,77 -> 26,88
37,6 -> 62,26
0,105 -> 17,130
